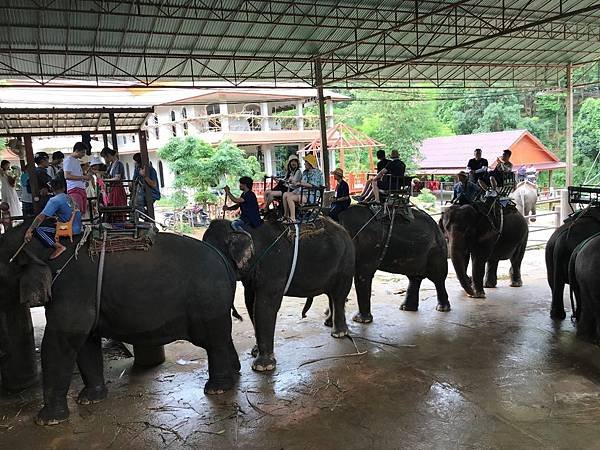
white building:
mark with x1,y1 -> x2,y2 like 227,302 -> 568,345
6,84 -> 348,194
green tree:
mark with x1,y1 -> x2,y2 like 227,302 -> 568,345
574,98 -> 600,161
158,136 -> 264,204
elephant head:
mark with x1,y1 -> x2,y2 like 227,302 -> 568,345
0,225 -> 53,390
203,219 -> 255,274
440,204 -> 479,296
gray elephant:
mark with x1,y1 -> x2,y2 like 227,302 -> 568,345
512,181 -> 538,222
203,218 -> 354,372
330,205 -> 450,323
0,222 -> 240,425
568,233 -> 600,342
440,202 -> 529,298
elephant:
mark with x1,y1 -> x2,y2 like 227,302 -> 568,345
440,202 -> 529,298
546,207 -> 600,320
0,222 -> 240,425
203,218 -> 354,372
314,204 -> 450,323
512,181 -> 538,222
568,233 -> 600,342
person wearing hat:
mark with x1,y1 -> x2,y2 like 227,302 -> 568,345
329,168 -> 350,222
452,171 -> 480,205
263,154 -> 302,212
282,152 -> 324,222
64,142 -> 93,214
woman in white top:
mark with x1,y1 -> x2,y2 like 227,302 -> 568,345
0,160 -> 22,216
263,154 -> 302,211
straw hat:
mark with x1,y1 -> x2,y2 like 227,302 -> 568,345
331,168 -> 344,177
303,153 -> 318,168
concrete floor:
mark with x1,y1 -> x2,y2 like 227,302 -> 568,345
1,246 -> 600,450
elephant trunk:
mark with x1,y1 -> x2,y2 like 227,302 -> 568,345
449,235 -> 475,296
0,305 -> 38,391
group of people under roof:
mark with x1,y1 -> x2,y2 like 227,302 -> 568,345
2,141 -> 161,260
451,147 -> 515,205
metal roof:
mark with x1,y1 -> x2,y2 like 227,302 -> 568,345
1,0 -> 599,89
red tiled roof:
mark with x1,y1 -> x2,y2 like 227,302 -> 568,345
418,129 -> 561,172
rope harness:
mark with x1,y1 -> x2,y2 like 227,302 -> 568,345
94,230 -> 108,330
283,223 -> 300,295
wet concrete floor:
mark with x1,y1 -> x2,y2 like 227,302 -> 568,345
1,247 -> 600,449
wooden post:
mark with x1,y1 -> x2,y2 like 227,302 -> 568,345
565,63 -> 574,187
315,60 -> 330,188
23,135 -> 40,213
138,130 -> 154,219
368,146 -> 374,171
109,112 -> 119,154
548,169 -> 553,188
102,133 -> 109,148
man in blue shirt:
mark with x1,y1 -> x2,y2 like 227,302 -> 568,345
329,168 -> 350,222
24,179 -> 82,260
452,171 -> 480,205
223,176 -> 263,234
132,153 -> 161,214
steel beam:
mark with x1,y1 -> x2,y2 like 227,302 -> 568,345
315,60 -> 330,189
565,63 -> 574,187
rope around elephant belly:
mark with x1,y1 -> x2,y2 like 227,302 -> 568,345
375,206 -> 397,268
93,230 -> 108,330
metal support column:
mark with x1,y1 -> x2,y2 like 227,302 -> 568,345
102,133 -> 109,148
565,63 -> 574,187
315,59 -> 330,188
109,112 -> 119,153
23,135 -> 40,214
138,130 -> 155,219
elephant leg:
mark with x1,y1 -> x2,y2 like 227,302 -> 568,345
509,244 -> 525,287
76,334 -> 107,405
470,255 -> 486,298
328,281 -> 350,338
484,260 -> 499,288
530,203 -> 537,222
576,297 -> 597,342
550,276 -> 567,320
36,328 -> 87,426
243,282 -> 256,324
251,289 -> 282,372
202,315 -> 238,394
433,277 -> 451,312
352,270 -> 375,324
400,277 -> 422,311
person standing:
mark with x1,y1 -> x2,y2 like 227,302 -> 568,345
20,164 -> 33,216
466,148 -> 488,184
132,153 -> 160,215
329,168 -> 350,222
47,151 -> 65,181
0,160 -> 22,216
63,142 -> 92,214
101,147 -> 128,221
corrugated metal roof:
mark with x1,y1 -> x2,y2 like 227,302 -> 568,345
0,0 -> 599,88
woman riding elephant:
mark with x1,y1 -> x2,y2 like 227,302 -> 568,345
546,206 -> 600,320
0,222 -> 240,425
322,204 -> 451,323
440,202 -> 528,298
203,217 -> 354,372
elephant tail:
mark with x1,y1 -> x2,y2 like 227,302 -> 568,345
302,297 -> 314,318
232,305 -> 243,321
568,245 -> 581,323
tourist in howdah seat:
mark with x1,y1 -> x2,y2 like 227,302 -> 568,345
282,153 -> 324,223
24,178 -> 83,260
452,171 -> 480,205
478,149 -> 513,198
329,168 -> 350,222
370,149 -> 406,204
263,154 -> 302,212
223,176 -> 263,235
466,148 -> 488,184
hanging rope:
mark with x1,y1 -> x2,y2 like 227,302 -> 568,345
93,230 -> 107,330
283,223 -> 300,295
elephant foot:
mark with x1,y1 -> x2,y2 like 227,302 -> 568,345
35,404 -> 69,426
331,327 -> 349,338
323,317 -> 333,327
550,308 -> 567,321
436,303 -> 451,312
400,303 -> 418,312
510,280 -> 523,287
250,345 -> 258,357
77,385 -> 108,405
252,354 -> 276,372
352,312 -> 373,324
204,375 -> 236,395
484,281 -> 497,288
468,290 -> 486,299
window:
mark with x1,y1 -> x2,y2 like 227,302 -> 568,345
158,161 -> 165,188
145,130 -> 149,140
131,134 -> 136,143
183,122 -> 189,135
121,135 -> 127,145
171,125 -> 177,137
153,114 -> 160,140
206,104 -> 219,115
171,110 -> 176,122
181,107 -> 187,119
125,162 -> 131,179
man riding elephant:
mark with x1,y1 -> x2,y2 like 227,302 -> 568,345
440,201 -> 528,298
0,222 -> 240,425
203,217 -> 354,372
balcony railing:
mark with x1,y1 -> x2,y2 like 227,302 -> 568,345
144,114 -> 325,134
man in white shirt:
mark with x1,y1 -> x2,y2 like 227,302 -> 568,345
63,142 -> 92,214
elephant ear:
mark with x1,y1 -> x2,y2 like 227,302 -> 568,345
19,253 -> 52,307
227,232 -> 255,270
